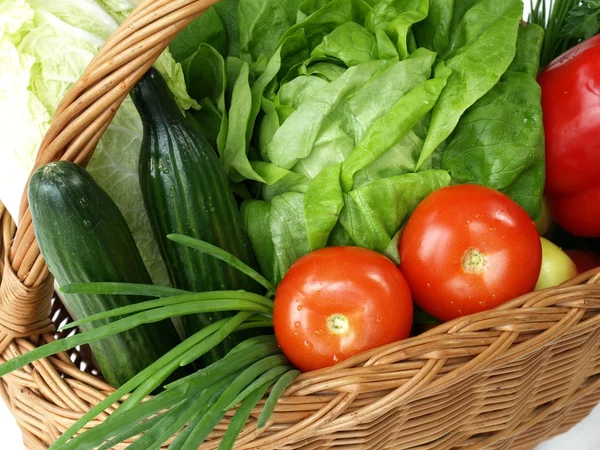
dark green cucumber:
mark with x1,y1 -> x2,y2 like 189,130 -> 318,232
131,68 -> 262,367
28,161 -> 188,388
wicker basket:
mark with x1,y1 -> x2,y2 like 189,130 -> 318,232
2,1 -> 600,449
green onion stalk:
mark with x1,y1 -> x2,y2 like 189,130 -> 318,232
0,235 -> 298,450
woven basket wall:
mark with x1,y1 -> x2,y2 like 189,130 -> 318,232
1,1 -> 600,449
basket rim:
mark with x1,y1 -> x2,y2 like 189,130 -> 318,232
3,197 -> 600,448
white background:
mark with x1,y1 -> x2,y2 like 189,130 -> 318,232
1,0 -> 599,448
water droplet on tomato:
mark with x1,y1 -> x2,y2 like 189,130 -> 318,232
293,332 -> 299,337
303,340 -> 312,349
315,329 -> 323,336
426,283 -> 431,288
297,305 -> 303,311
333,354 -> 339,362
294,322 -> 300,328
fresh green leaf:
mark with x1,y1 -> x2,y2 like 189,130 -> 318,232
59,388 -> 191,450
60,282 -> 188,298
47,316 -> 243,449
441,24 -> 546,219
266,60 -> 386,170
339,170 -> 451,252
125,390 -> 207,450
98,415 -> 163,450
308,22 -> 379,66
282,0 -> 372,52
562,0 -> 600,40
241,200 -> 281,284
223,364 -> 291,410
414,0 -> 523,170
221,58 -> 265,182
0,0 -> 197,288
169,7 -> 228,61
238,0 -> 304,62
352,129 -> 423,189
217,379 -> 273,449
304,163 -> 344,250
181,44 -> 226,109
269,192 -> 311,280
215,0 -> 241,56
186,101 -> 221,150
167,234 -> 276,292
365,0 -> 429,60
340,54 -> 449,190
383,227 -> 402,264
257,369 -> 301,428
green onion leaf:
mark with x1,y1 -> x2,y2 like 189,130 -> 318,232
128,374 -> 235,450
218,379 -> 273,450
178,312 -> 255,367
61,292 -> 273,331
257,369 -> 301,428
60,282 -> 189,297
168,234 -> 276,293
47,316 -> 234,449
224,364 -> 291,410
98,415 -> 163,450
60,387 -> 190,450
165,340 -> 280,391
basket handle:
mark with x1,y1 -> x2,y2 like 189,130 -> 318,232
0,0 -> 219,337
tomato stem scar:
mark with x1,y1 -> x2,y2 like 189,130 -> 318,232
327,314 -> 349,335
462,248 -> 488,274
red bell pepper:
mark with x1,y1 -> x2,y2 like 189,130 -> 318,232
537,34 -> 600,237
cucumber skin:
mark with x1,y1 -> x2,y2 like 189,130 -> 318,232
28,161 -> 188,388
132,68 -> 262,367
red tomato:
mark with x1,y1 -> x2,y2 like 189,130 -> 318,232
273,247 -> 413,372
398,185 -> 542,322
537,35 -> 600,237
565,249 -> 600,274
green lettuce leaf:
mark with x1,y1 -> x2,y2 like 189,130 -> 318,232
414,0 -> 524,169
441,24 -> 546,219
170,0 -> 545,282
339,170 -> 450,252
239,0 -> 304,63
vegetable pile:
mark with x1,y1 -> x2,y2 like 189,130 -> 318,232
177,0 -> 547,283
0,0 -> 599,449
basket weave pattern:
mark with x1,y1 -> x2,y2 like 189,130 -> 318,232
1,1 -> 600,449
